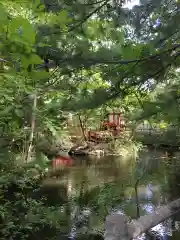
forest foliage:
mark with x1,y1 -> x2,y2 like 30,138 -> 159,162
0,0 -> 180,238
0,0 -> 180,149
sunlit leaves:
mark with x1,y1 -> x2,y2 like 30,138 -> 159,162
33,70 -> 50,79
32,0 -> 45,12
121,43 -> 155,61
47,9 -> 72,29
29,54 -> 43,64
85,20 -> 105,39
58,9 -> 72,24
85,20 -> 125,45
8,17 -> 36,46
0,4 -> 8,22
21,54 -> 43,69
0,4 -> 8,34
79,71 -> 109,90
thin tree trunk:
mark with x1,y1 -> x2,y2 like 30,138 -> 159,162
134,164 -> 149,219
135,180 -> 140,219
26,93 -> 37,163
78,114 -> 87,141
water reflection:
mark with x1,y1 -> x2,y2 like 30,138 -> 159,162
43,149 -> 180,240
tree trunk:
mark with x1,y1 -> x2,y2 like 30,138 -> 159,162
105,198 -> 180,240
25,93 -> 37,163
78,114 -> 87,141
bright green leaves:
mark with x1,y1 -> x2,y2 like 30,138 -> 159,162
85,20 -> 124,46
80,72 -> 109,90
58,10 -> 71,24
0,4 -> 8,22
32,0 -> 45,12
0,4 -> 8,33
49,9 -> 72,29
8,17 -> 36,46
85,20 -> 108,40
121,43 -> 155,61
85,20 -> 104,39
32,0 -> 41,9
21,56 -> 32,69
122,45 -> 141,60
21,55 -> 51,81
29,54 -> 42,64
5,15 -> 44,72
21,54 -> 43,69
30,70 -> 50,81
4,16 -> 37,67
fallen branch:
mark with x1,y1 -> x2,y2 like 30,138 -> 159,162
105,198 -> 180,240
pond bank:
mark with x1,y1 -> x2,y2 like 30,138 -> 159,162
68,140 -> 140,158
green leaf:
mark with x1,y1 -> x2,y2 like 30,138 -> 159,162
0,106 -> 13,116
0,4 -> 8,33
21,55 -> 43,69
57,10 -> 71,25
31,71 -> 50,80
117,31 -> 124,44
21,56 -> 30,69
0,4 -> 8,22
32,0 -> 41,10
45,120 -> 57,137
29,54 -> 43,65
8,17 -> 36,46
15,109 -> 23,117
35,3 -> 45,12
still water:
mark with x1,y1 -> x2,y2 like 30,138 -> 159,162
43,148 -> 180,240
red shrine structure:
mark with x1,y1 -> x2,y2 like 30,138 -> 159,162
87,111 -> 126,142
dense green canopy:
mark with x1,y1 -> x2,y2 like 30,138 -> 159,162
0,0 -> 179,152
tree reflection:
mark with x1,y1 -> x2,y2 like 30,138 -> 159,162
39,149 -> 180,239
167,152 -> 180,239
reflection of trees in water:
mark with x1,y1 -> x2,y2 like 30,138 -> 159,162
63,154 -> 134,196
92,155 -> 134,180
119,149 -> 175,239
132,150 -> 180,240
168,152 -> 180,201
63,155 -> 135,236
167,152 -> 180,239
39,150 -> 180,239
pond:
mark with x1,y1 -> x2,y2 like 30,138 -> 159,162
43,148 -> 180,240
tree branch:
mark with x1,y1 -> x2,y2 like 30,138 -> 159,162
36,44 -> 180,69
45,0 -> 110,36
